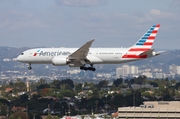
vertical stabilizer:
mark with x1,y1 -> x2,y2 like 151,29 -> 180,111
130,24 -> 160,51
122,24 -> 160,58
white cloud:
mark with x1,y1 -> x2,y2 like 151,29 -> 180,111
0,19 -> 48,30
150,9 -> 161,16
10,19 -> 49,30
54,0 -> 107,7
170,0 -> 180,8
0,10 -> 49,30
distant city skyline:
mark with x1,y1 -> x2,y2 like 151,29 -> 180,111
2,56 -> 180,80
0,0 -> 180,49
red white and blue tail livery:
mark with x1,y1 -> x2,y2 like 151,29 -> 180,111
123,24 -> 160,59
17,24 -> 162,71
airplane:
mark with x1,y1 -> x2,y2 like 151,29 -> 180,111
17,24 -> 162,71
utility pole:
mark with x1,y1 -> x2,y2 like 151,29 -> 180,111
6,105 -> 9,119
133,90 -> 135,107
105,95 -> 108,113
26,105 -> 28,119
68,103 -> 70,116
33,114 -> 36,119
48,104 -> 50,115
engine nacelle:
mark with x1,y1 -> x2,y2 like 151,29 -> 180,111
52,57 -> 69,66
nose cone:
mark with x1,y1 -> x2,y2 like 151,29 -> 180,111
16,55 -> 23,62
16,55 -> 20,62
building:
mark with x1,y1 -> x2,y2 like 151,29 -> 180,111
177,66 -> 180,75
131,84 -> 155,90
118,101 -> 180,119
5,88 -> 12,93
169,64 -> 177,75
130,65 -> 138,74
116,65 -> 138,78
116,67 -> 123,78
122,65 -> 130,76
11,106 -> 26,112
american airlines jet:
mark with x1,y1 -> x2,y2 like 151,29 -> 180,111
17,24 -> 162,71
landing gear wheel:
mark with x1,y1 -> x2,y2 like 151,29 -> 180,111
92,68 -> 96,71
90,64 -> 96,71
28,67 -> 32,70
80,65 -> 96,71
80,66 -> 84,70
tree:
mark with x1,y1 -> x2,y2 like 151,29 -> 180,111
98,80 -> 108,88
52,80 -> 61,89
175,82 -> 180,90
75,84 -> 82,92
53,116 -> 59,119
20,94 -> 29,103
60,79 -> 74,89
59,90 -> 74,97
134,75 -> 147,84
130,78 -> 135,84
37,84 -> 50,90
0,102 -> 7,116
46,114 -> 52,119
41,88 -> 50,96
113,78 -> 123,87
141,91 -> 151,98
0,98 -> 9,106
9,112 -> 26,119
162,89 -> 171,101
39,78 -> 46,84
150,82 -> 158,87
17,117 -> 22,119
11,81 -> 26,94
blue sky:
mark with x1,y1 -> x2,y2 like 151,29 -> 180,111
0,0 -> 179,49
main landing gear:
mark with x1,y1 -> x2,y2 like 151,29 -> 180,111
80,64 -> 96,71
28,63 -> 32,70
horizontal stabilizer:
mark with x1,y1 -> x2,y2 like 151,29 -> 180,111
138,49 -> 154,56
154,51 -> 166,56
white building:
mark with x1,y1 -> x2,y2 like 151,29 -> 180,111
67,69 -> 80,74
169,64 -> 177,74
96,73 -> 112,78
130,65 -> 138,74
118,101 -> 180,119
131,84 -> 154,90
177,66 -> 180,75
116,65 -> 138,78
116,67 -> 123,78
122,65 -> 130,76
141,71 -> 153,78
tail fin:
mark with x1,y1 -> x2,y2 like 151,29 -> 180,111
122,24 -> 160,59
130,24 -> 160,51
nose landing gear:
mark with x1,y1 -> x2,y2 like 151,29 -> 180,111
28,63 -> 32,70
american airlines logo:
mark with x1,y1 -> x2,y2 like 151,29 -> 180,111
34,50 -> 71,56
33,50 -> 41,56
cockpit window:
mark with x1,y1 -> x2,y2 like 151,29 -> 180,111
21,53 -> 24,55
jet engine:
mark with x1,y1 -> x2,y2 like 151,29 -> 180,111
51,56 -> 70,66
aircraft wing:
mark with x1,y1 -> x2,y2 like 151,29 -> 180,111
68,39 -> 95,61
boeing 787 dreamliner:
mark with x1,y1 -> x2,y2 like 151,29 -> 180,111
17,24 -> 162,71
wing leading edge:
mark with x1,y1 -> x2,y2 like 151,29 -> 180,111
67,39 -> 95,67
69,39 -> 95,60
